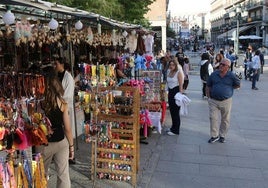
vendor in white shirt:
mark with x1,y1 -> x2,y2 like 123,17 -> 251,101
54,57 -> 76,163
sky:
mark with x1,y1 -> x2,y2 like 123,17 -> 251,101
168,0 -> 211,17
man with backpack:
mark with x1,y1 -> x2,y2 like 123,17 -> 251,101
200,52 -> 213,99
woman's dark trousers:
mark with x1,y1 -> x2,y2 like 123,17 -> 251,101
168,86 -> 181,134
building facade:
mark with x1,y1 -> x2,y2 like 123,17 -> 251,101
210,0 -> 268,51
168,8 -> 211,43
145,0 -> 168,53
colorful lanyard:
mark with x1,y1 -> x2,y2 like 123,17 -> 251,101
17,162 -> 28,188
7,161 -> 16,188
23,158 -> 32,186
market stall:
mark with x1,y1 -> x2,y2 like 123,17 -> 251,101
0,0 -> 162,186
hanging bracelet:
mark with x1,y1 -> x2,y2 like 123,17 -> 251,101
69,145 -> 74,148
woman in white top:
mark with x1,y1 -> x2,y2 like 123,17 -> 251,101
165,58 -> 184,135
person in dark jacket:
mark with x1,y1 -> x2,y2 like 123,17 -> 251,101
259,51 -> 264,75
200,53 -> 213,98
244,47 -> 253,80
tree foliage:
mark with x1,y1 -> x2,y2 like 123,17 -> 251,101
167,26 -> 176,38
48,0 -> 155,27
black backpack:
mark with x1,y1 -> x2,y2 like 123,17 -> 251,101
200,61 -> 209,81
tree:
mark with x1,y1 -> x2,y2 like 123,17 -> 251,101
49,0 -> 74,6
167,26 -> 176,38
117,0 -> 155,26
47,0 -> 155,27
74,0 -> 123,19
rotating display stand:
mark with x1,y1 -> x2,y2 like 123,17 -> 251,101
90,86 -> 140,187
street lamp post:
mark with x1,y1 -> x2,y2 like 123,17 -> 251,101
221,27 -> 225,47
235,6 -> 241,55
229,6 -> 242,55
225,24 -> 230,45
229,5 -> 247,54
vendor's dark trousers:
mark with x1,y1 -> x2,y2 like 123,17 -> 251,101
168,86 -> 181,134
257,68 -> 260,81
230,62 -> 234,72
183,79 -> 189,90
244,65 -> 248,79
202,82 -> 207,97
252,70 -> 258,89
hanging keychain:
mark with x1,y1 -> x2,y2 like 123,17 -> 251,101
38,154 -> 47,188
17,162 -> 28,188
0,160 -> 5,188
7,160 -> 17,188
31,160 -> 37,187
23,157 -> 32,186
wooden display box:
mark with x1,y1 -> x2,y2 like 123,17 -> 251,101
91,86 -> 140,187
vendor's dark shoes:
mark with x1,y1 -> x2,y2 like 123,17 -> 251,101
208,136 -> 219,143
252,87 -> 258,90
219,137 -> 225,143
69,158 -> 76,165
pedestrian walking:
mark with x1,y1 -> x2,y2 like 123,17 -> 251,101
206,58 -> 241,143
244,47 -> 253,80
183,57 -> 190,93
175,46 -> 185,60
160,56 -> 169,82
36,70 -> 74,188
251,50 -> 261,90
226,49 -> 236,72
213,53 -> 224,70
200,52 -> 213,99
165,58 -> 184,136
177,56 -> 187,94
259,50 -> 264,74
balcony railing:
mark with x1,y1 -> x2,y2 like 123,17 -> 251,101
248,15 -> 263,22
246,1 -> 264,10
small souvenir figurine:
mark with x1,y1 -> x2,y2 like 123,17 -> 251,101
115,175 -> 119,180
111,174 -> 115,180
115,163 -> 119,170
127,165 -> 131,171
98,172 -> 104,179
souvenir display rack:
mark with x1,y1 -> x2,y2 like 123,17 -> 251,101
140,70 -> 162,103
89,86 -> 140,186
140,70 -> 164,134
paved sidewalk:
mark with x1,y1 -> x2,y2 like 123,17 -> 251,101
48,66 -> 268,188
143,66 -> 268,188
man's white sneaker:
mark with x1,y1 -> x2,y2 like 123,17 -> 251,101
167,131 -> 177,136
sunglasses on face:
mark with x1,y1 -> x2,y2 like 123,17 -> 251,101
220,63 -> 229,67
